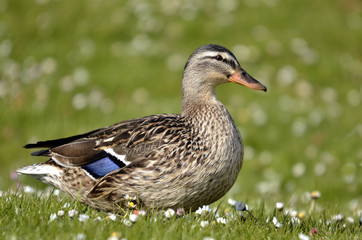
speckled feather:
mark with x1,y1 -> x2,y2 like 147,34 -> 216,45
17,44 -> 266,213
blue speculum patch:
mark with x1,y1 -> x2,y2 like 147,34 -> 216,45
82,154 -> 125,178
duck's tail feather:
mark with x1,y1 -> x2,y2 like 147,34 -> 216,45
23,129 -> 100,149
17,161 -> 63,188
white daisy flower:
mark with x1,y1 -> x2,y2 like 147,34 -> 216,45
68,209 -> 79,218
76,233 -> 86,240
123,219 -> 132,226
200,220 -> 209,228
346,217 -> 354,224
272,217 -> 282,228
276,202 -> 284,210
57,210 -> 64,216
108,214 -> 117,221
216,217 -> 228,224
49,213 -> 57,222
228,198 -> 236,206
138,210 -> 147,216
298,233 -> 310,240
63,202 -> 71,208
129,214 -> 138,222
164,208 -> 175,218
23,186 -> 36,194
78,214 -> 90,222
196,205 -> 211,215
331,214 -> 344,222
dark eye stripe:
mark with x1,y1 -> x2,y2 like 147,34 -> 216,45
222,58 -> 236,69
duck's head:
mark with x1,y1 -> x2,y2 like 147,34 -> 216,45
182,44 -> 267,104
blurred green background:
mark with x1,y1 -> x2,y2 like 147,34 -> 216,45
0,0 -> 361,209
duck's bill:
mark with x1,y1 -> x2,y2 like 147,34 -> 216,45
228,71 -> 267,92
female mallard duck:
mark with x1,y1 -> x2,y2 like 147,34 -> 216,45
17,44 -> 266,213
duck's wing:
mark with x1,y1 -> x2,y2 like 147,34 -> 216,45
25,114 -> 187,178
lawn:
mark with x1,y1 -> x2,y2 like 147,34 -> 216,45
0,0 -> 361,239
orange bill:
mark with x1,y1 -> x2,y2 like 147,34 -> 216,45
228,70 -> 267,92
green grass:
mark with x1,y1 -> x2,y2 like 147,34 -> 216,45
1,0 -> 361,239
0,189 -> 360,240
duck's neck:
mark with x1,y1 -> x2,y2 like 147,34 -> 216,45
181,72 -> 219,116
181,90 -> 220,116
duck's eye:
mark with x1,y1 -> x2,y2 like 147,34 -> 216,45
214,55 -> 223,61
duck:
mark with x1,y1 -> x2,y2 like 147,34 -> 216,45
17,44 -> 267,213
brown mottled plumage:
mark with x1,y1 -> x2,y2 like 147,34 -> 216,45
17,44 -> 266,213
